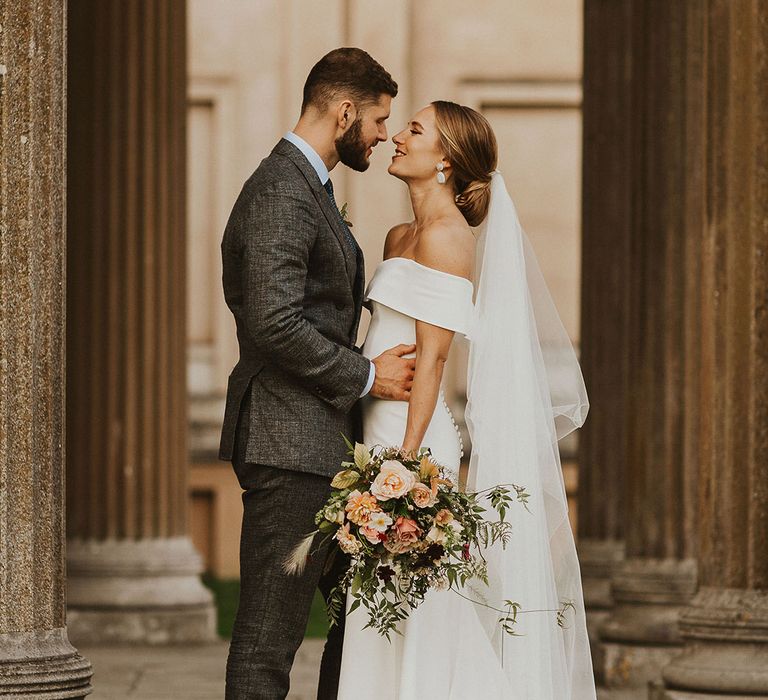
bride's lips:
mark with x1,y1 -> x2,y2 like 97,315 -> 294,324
392,149 -> 406,160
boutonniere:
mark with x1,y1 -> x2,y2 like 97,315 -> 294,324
339,202 -> 354,228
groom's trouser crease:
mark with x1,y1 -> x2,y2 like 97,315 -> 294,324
226,394 -> 346,699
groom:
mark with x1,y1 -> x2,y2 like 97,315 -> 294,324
219,48 -> 414,699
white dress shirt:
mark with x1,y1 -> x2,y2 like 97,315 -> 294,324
283,131 -> 376,397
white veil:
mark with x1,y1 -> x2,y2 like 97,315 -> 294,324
464,173 -> 596,698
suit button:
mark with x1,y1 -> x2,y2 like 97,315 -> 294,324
334,301 -> 345,310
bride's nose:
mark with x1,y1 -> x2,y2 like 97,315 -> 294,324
392,131 -> 405,145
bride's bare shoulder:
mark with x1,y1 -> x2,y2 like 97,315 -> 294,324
383,222 -> 412,259
414,218 -> 475,281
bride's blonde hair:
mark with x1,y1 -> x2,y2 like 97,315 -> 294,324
432,101 -> 498,227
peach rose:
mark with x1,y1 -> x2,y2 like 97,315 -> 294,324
359,525 -> 387,545
435,508 -> 454,526
384,516 -> 422,554
410,482 -> 437,508
334,522 -> 361,555
371,460 -> 417,501
345,490 -> 380,525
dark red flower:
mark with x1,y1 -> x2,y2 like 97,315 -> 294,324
377,565 -> 396,583
462,542 -> 471,561
425,543 -> 445,561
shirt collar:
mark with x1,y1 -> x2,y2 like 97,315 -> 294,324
283,131 -> 330,185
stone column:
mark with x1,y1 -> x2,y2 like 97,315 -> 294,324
578,0 -> 632,650
657,2 -> 768,697
65,0 -> 215,643
595,0 -> 699,689
0,1 -> 93,696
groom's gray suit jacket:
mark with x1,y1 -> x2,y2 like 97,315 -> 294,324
219,138 -> 370,476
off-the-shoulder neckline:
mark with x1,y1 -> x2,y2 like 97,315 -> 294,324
379,256 -> 473,287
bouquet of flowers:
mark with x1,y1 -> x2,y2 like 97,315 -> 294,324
284,438 -> 531,640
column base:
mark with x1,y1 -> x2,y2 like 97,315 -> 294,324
0,628 -> 92,698
597,558 -> 697,689
659,588 -> 768,697
650,680 -> 762,700
66,537 -> 216,645
580,538 -> 626,610
596,640 -> 682,690
579,539 -> 625,671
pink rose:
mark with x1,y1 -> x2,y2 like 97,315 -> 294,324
435,508 -> 454,526
371,460 -> 417,501
410,482 -> 437,508
383,516 -> 422,554
359,525 -> 387,545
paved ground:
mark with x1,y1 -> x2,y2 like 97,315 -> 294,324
81,639 -> 631,699
80,638 -> 323,700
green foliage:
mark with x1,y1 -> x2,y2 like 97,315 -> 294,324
202,575 -> 330,640
202,574 -> 239,639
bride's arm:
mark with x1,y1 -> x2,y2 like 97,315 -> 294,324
400,220 -> 474,454
400,320 -> 454,454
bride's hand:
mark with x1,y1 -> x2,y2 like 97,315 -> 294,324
369,343 -> 416,401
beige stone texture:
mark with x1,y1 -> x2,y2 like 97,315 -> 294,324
0,0 -> 92,695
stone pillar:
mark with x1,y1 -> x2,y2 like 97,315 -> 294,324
65,0 -> 215,643
595,0 -> 699,689
578,0 -> 632,652
657,2 -> 768,697
0,1 -> 93,696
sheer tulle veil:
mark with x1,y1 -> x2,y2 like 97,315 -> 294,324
464,172 -> 596,698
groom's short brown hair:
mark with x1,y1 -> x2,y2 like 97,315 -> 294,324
301,47 -> 398,114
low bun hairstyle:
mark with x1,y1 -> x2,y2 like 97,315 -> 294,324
432,100 -> 498,227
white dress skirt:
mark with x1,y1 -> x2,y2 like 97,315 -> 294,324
336,258 -> 514,700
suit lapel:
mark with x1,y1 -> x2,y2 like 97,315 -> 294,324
316,194 -> 358,283
273,139 -> 357,285
350,248 -> 366,342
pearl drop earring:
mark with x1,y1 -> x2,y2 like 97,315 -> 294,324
436,162 -> 446,184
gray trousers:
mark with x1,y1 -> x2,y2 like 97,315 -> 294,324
225,392 -> 347,699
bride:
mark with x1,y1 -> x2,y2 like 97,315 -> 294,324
336,101 -> 596,699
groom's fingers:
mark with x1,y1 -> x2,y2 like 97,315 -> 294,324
386,343 -> 416,357
369,346 -> 417,401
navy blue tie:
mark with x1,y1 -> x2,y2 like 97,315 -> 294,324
323,178 -> 357,252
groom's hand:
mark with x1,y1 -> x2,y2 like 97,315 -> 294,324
370,344 -> 416,401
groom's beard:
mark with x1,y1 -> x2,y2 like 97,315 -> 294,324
335,117 -> 370,172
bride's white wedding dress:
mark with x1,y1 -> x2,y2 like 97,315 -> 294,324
336,174 -> 596,700
337,257 -> 514,699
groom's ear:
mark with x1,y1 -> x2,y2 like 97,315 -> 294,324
336,99 -> 357,130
